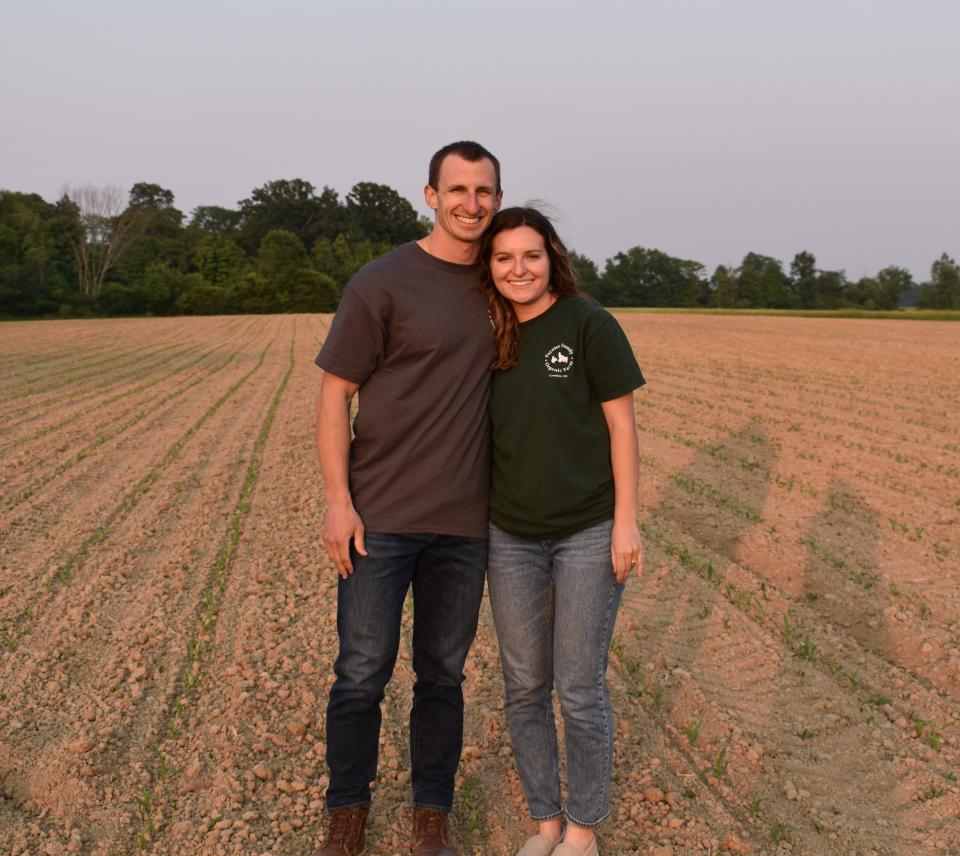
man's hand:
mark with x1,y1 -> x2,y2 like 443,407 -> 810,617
323,500 -> 368,578
316,371 -> 364,579
611,520 -> 643,584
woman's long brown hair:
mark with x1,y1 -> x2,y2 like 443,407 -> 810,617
478,207 -> 586,370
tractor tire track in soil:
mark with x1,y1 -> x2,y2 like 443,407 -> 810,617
2,313 -> 959,855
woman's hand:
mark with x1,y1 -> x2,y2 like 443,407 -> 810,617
611,520 -> 643,583
601,392 -> 644,584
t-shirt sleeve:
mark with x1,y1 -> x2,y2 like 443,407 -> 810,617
314,286 -> 385,385
583,309 -> 646,401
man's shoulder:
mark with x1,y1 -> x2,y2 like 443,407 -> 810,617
348,242 -> 420,292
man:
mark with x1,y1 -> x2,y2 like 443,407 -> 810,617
313,141 -> 503,856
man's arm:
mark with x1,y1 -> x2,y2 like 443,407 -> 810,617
316,371 -> 367,578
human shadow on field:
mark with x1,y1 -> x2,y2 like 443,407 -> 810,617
795,479 -> 889,665
619,418 -> 778,717
767,479 -> 907,851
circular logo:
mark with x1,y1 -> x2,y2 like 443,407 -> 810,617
544,343 -> 574,376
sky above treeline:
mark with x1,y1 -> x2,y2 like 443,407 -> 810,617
3,0 -> 958,281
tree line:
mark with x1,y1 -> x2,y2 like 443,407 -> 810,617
2,181 -> 959,317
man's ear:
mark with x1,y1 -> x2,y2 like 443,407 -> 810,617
423,184 -> 438,211
494,191 -> 504,212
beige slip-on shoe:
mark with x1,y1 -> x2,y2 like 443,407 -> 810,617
516,832 -> 561,856
551,839 -> 599,856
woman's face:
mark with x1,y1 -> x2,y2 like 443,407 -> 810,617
489,225 -> 554,321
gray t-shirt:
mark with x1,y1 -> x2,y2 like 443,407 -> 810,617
315,242 -> 494,538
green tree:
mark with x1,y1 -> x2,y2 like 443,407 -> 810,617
238,179 -> 341,253
737,253 -> 790,308
99,263 -> 185,316
289,270 -> 339,313
874,266 -> 913,310
113,183 -> 188,295
570,251 -> 603,300
815,269 -> 848,309
234,272 -> 283,314
602,247 -> 706,306
174,274 -> 230,315
189,205 -> 243,235
917,253 -> 960,309
129,182 -> 177,212
846,275 -> 880,308
0,191 -> 75,315
344,182 -> 426,244
255,228 -> 340,312
710,264 -> 739,307
313,234 -> 391,290
259,228 -> 309,293
789,251 -> 818,308
193,233 -> 247,285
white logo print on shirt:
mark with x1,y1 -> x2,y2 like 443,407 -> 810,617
544,343 -> 574,377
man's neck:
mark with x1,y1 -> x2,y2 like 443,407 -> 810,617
417,230 -> 479,266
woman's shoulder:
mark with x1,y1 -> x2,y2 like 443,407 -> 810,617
561,295 -> 618,327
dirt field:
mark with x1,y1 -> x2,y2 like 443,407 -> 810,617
1,313 -> 958,856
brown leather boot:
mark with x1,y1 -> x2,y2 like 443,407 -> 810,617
411,807 -> 457,855
313,805 -> 369,855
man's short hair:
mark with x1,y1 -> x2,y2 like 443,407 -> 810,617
428,141 -> 501,194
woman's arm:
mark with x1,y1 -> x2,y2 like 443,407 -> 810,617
601,392 -> 643,583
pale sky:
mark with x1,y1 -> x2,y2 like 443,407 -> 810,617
2,0 -> 958,281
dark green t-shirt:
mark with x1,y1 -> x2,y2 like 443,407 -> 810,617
489,296 -> 645,538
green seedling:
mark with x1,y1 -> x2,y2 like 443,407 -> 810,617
712,745 -> 727,778
797,635 -> 818,662
683,721 -> 700,746
769,820 -> 792,843
822,657 -> 842,676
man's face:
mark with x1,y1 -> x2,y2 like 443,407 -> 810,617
424,154 -> 502,246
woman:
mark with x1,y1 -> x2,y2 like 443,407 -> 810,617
479,207 -> 645,856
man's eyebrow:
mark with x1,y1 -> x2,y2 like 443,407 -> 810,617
444,183 -> 495,192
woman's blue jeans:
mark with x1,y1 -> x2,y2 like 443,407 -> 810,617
325,532 -> 487,811
488,519 -> 623,827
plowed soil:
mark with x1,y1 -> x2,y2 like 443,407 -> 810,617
1,313 -> 958,856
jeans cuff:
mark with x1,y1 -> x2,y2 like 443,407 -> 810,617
530,810 -> 564,822
326,800 -> 371,811
413,801 -> 452,813
564,807 -> 610,828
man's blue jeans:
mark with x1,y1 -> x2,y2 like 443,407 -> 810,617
487,519 -> 623,827
325,532 -> 487,811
